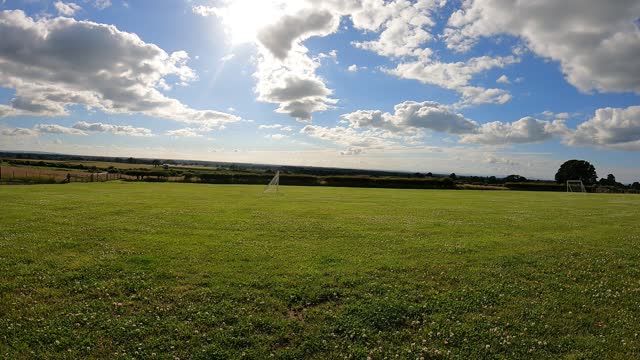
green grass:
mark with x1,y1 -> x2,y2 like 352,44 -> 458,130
1,183 -> 639,359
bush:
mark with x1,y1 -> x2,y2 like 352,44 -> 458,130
322,176 -> 455,189
193,173 -> 456,189
504,182 -> 566,192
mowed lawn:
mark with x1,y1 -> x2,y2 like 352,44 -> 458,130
1,183 -> 639,359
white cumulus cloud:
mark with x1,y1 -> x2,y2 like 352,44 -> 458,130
386,55 -> 519,106
0,10 -> 239,129
445,0 -> 640,94
565,105 -> 640,150
496,75 -> 510,84
73,121 -> 153,137
459,117 -> 568,145
35,123 -> 87,135
166,128 -> 203,138
54,1 -> 82,16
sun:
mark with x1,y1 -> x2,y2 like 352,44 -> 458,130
216,0 -> 284,45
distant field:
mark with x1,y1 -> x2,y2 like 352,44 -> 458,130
1,183 -> 639,359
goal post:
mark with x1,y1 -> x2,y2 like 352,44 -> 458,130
264,171 -> 280,193
566,180 -> 586,193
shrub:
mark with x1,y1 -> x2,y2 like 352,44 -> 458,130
504,182 -> 566,192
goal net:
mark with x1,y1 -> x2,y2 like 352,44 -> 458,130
566,180 -> 586,193
264,171 -> 280,193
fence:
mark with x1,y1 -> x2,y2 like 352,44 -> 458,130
68,172 -> 122,183
0,165 -> 121,184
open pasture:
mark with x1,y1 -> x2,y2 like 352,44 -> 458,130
1,183 -> 639,359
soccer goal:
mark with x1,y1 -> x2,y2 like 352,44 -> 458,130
264,171 -> 280,193
566,180 -> 586,193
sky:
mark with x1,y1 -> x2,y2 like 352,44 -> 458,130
0,0 -> 639,182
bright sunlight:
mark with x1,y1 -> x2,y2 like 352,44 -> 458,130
214,0 -> 292,45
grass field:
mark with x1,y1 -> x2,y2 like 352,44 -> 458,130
1,183 -> 639,359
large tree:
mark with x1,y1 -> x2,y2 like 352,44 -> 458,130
555,160 -> 597,184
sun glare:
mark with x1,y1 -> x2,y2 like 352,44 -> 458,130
218,0 -> 283,45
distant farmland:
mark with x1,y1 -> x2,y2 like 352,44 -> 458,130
1,183 -> 639,358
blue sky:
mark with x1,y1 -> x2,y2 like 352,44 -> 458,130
1,0 -> 639,182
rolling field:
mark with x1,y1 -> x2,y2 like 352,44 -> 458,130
1,183 -> 639,359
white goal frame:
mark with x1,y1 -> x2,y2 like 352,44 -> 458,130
264,171 -> 280,194
566,180 -> 586,193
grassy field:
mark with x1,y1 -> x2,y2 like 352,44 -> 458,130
1,183 -> 639,359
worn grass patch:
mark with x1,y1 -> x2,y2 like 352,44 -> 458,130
1,182 -> 639,359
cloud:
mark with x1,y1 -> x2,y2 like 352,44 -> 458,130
263,76 -> 331,102
385,55 -> 519,106
193,2 -> 339,122
350,0 -> 443,59
565,105 -> 640,150
198,0 -> 519,122
0,10 -> 239,128
89,0 -> 111,10
340,147 -> 364,156
257,8 -> 339,60
2,122 -> 152,138
300,124 -> 393,149
347,64 -> 358,72
35,124 -> 87,135
496,75 -> 510,84
0,126 -> 39,139
73,121 -> 153,137
254,43 -> 337,121
342,0 -> 516,106
203,0 -> 492,121
259,124 -> 294,131
542,111 -> 572,120
317,49 -> 338,63
445,0 -> 640,94
2,122 -> 152,139
220,54 -> 235,62
191,5 -> 217,17
265,133 -> 289,140
343,101 -> 478,135
166,128 -> 203,138
338,100 -> 572,148
54,1 -> 82,16
459,117 -> 568,145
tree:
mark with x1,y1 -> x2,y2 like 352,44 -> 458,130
152,159 -> 161,168
598,174 -> 619,186
449,173 -> 457,180
632,182 -> 640,190
505,174 -> 527,182
607,174 -> 616,184
555,160 -> 597,184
